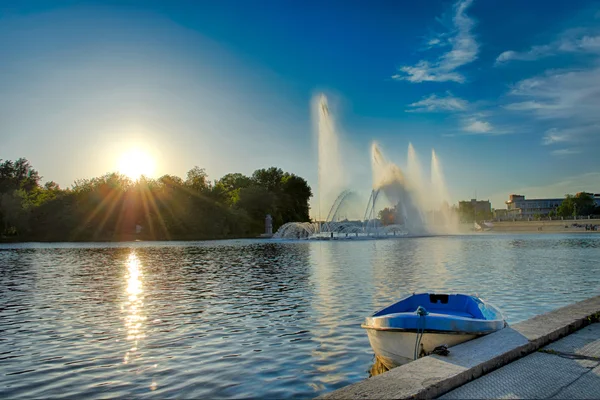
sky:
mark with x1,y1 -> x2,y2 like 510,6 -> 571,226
1,0 -> 600,212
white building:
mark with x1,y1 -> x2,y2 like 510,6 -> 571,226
498,193 -> 600,219
505,194 -> 563,218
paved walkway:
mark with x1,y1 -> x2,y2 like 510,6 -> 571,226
441,323 -> 600,399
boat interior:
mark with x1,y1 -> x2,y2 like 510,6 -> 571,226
373,293 -> 487,320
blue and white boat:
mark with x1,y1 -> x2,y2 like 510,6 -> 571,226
362,293 -> 505,368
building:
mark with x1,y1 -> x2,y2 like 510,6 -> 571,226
505,194 -> 563,218
497,193 -> 600,220
458,199 -> 491,220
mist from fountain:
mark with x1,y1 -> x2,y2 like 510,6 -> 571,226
371,143 -> 428,234
273,93 -> 459,239
316,95 -> 346,226
431,149 -> 458,231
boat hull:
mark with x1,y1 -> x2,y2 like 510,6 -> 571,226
365,328 -> 477,369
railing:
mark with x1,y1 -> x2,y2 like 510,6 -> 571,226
492,215 -> 600,222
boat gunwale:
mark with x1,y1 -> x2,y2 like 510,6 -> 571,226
364,293 -> 506,334
360,325 -> 491,335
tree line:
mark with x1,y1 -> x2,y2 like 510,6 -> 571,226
0,158 -> 312,242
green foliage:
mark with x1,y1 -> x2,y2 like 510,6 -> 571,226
214,173 -> 252,205
378,207 -> 398,226
556,192 -> 596,217
185,166 -> 210,192
0,158 -> 312,241
252,167 -> 284,192
0,158 -> 40,193
457,201 -> 492,222
1,190 -> 32,234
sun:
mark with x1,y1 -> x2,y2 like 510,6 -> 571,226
118,148 -> 156,180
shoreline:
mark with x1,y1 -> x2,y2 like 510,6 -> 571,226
2,220 -> 599,244
0,233 -> 262,244
476,218 -> 600,234
0,220 -> 600,244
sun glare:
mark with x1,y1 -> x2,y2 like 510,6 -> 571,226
118,148 -> 156,180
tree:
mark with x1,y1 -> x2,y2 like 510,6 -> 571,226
252,167 -> 284,192
0,190 -> 31,235
0,158 -> 313,241
556,195 -> 574,217
214,173 -> 252,205
185,166 -> 210,192
378,207 -> 397,226
0,158 -> 42,235
557,192 -> 595,217
236,186 -> 277,220
458,202 -> 475,222
0,158 -> 40,194
216,173 -> 252,193
574,192 -> 596,216
279,173 -> 312,223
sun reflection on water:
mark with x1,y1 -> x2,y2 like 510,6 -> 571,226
122,252 -> 147,364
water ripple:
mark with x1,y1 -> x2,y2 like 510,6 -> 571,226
0,234 -> 599,397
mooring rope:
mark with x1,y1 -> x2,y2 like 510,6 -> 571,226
414,306 -> 428,360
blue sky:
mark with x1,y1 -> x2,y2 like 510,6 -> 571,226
1,0 -> 600,211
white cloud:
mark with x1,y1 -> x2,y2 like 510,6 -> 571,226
496,31 -> 600,64
507,67 -> 600,121
542,128 -> 570,145
503,101 -> 559,111
427,38 -> 442,47
407,93 -> 468,112
463,117 -> 492,133
393,0 -> 478,83
506,67 -> 600,151
552,148 -> 581,156
541,125 -> 600,145
496,45 -> 554,64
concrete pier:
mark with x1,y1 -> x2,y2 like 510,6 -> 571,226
320,295 -> 600,399
442,323 -> 600,399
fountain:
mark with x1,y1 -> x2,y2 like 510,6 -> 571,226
272,94 -> 458,239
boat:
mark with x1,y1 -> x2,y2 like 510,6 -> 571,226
362,293 -> 505,369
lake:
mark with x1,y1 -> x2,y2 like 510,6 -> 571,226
1,234 -> 599,398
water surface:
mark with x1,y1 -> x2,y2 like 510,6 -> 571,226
1,234 -> 599,398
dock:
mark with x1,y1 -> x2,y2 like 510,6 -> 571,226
320,295 -> 600,399
442,322 -> 600,399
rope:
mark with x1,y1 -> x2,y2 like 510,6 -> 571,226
414,306 -> 428,360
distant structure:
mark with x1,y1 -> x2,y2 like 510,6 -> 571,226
458,199 -> 491,218
265,214 -> 273,235
503,194 -> 563,219
494,193 -> 600,220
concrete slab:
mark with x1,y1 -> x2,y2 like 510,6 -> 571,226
440,352 -> 597,399
319,328 -> 532,399
441,324 -> 600,399
320,296 -> 600,400
512,297 -> 600,346
551,365 -> 600,399
317,356 -> 468,400
545,323 -> 600,359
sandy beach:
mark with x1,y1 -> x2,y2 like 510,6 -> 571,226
474,219 -> 600,233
